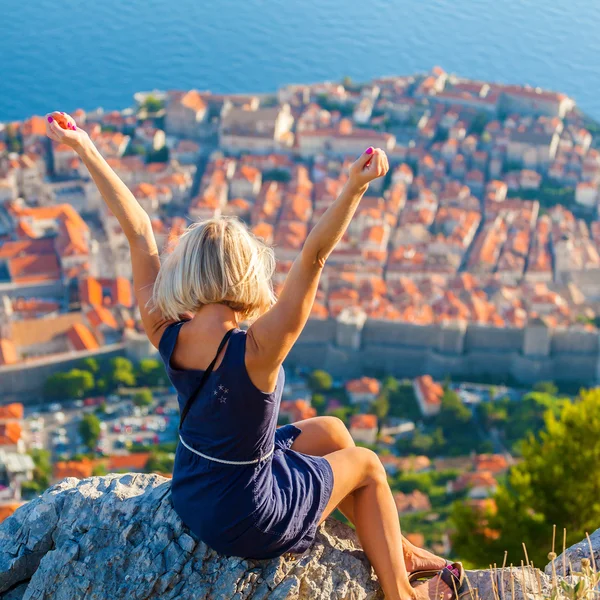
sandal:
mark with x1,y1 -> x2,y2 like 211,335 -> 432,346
410,562 -> 465,595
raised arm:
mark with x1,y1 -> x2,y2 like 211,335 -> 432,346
45,112 -> 171,347
247,147 -> 389,389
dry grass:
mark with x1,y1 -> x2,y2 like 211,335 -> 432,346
457,527 -> 600,600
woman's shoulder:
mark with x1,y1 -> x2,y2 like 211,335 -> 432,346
157,320 -> 189,363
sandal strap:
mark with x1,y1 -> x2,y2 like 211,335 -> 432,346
440,565 -> 463,593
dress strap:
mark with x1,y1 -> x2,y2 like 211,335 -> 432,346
178,328 -> 236,429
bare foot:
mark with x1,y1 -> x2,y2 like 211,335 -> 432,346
411,574 -> 456,600
403,543 -> 447,573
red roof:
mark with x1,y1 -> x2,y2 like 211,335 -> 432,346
349,414 -> 378,430
0,422 -> 21,445
66,323 -> 99,351
0,403 -> 24,419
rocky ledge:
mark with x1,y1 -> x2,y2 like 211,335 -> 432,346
0,474 -> 596,599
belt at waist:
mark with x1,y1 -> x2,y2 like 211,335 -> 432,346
178,434 -> 275,466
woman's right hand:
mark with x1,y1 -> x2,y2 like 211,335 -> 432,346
45,111 -> 90,152
348,147 -> 390,190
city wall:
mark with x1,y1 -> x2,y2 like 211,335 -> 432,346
0,344 -> 126,404
289,317 -> 600,386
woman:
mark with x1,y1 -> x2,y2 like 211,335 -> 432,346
45,111 -> 463,600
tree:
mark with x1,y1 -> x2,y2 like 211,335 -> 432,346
451,388 -> 600,568
308,370 -> 333,393
142,94 -> 164,113
146,451 -> 175,474
388,381 -> 421,422
311,393 -> 327,415
533,381 -> 559,396
107,357 -> 136,389
79,414 -> 102,450
78,357 -> 100,374
44,369 -> 94,400
371,391 -> 390,422
21,449 -> 52,498
147,146 -> 169,164
137,359 -> 167,388
133,388 -> 154,407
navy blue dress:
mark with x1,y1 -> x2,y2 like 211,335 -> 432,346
159,322 -> 335,559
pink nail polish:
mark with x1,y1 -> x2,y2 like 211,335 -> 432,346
365,147 -> 373,155
47,116 -> 53,123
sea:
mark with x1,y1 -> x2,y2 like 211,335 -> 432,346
0,0 -> 599,122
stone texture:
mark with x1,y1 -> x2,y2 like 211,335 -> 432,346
545,527 -> 600,577
0,473 -> 594,600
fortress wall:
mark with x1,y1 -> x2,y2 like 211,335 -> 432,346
363,320 -> 441,348
550,354 -> 598,383
290,318 -> 600,386
437,324 -> 466,354
551,329 -> 599,355
464,324 -> 523,352
297,318 -> 337,345
0,345 -> 125,404
510,355 -> 558,384
361,345 -> 432,378
464,350 -> 515,376
287,343 -> 331,371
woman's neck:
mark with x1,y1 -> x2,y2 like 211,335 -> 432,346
191,303 -> 239,330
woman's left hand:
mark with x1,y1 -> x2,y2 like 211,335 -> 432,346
45,111 -> 89,152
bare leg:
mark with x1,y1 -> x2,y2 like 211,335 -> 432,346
319,445 -> 453,600
290,417 -> 447,572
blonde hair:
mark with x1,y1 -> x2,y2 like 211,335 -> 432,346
151,217 -> 276,322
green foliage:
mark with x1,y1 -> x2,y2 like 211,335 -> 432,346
308,369 -> 333,393
326,406 -> 355,425
77,358 -> 100,374
392,469 -> 459,508
21,449 -> 52,499
44,369 -> 94,400
6,124 -> 22,153
315,94 -> 354,117
478,391 -> 566,453
506,178 -> 576,209
146,451 -> 175,474
146,146 -> 169,163
387,380 -> 421,422
107,357 -> 137,388
370,390 -> 390,422
452,388 -> 600,568
469,112 -> 491,136
142,94 -> 164,113
92,463 -> 107,476
133,388 -> 154,407
533,380 -> 559,396
311,393 -> 327,415
262,169 -> 291,183
79,414 -> 102,450
137,359 -> 167,387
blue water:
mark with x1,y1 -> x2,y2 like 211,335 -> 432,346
1,0 -> 599,122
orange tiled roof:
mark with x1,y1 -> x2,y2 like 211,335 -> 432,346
0,340 -> 18,366
0,403 -> 24,420
0,503 -> 22,524
66,323 -> 99,351
415,375 -> 444,407
474,454 -> 509,474
346,377 -> 381,395
0,422 -> 21,445
108,452 -> 151,472
349,414 -> 378,430
53,459 -> 96,480
80,277 -> 103,306
86,306 -> 119,330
